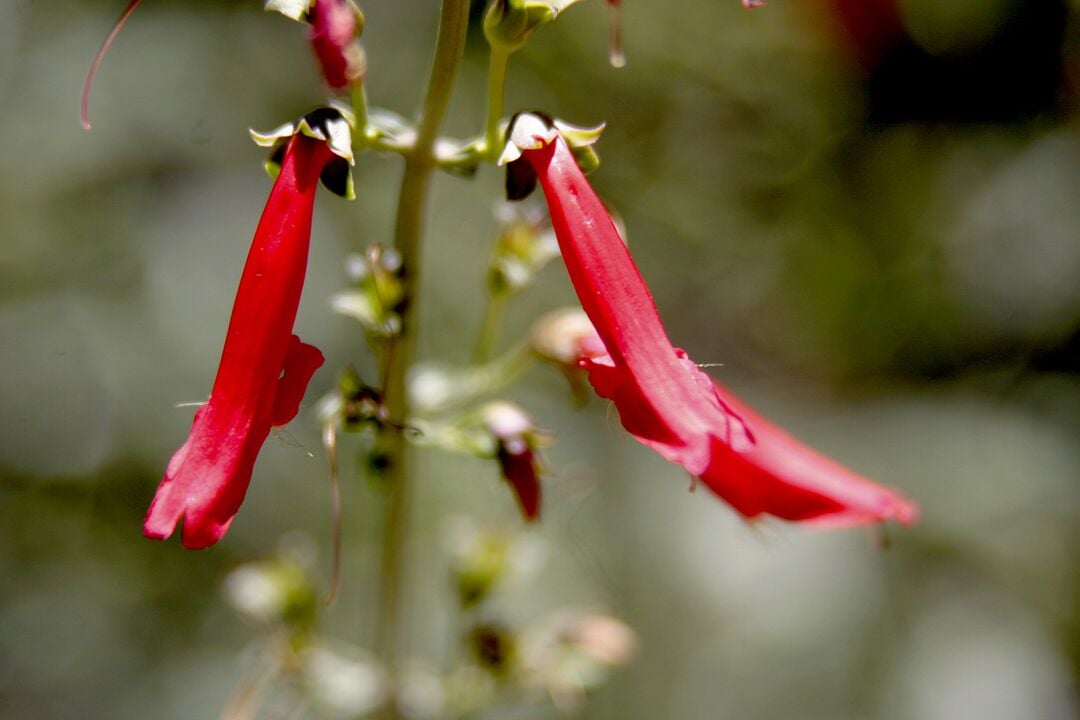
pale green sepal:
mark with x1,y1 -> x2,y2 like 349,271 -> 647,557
334,291 -> 395,334
499,113 -> 557,166
250,105 -> 357,195
552,119 -> 606,147
263,0 -> 311,21
265,0 -> 311,21
263,156 -> 283,181
523,2 -> 556,29
435,138 -> 481,177
297,101 -> 356,165
250,121 -> 298,148
570,144 -> 600,174
364,107 -> 417,150
555,119 -> 605,173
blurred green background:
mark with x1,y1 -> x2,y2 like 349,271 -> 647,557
1,0 -> 1078,718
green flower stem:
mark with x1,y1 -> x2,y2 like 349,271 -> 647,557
413,344 -> 536,417
350,79 -> 371,149
473,291 -> 508,363
483,46 -> 511,161
375,0 -> 471,716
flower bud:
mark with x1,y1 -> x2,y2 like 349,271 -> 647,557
521,612 -> 636,712
336,365 -> 388,430
531,308 -> 603,367
332,244 -> 405,338
447,525 -> 510,608
300,644 -> 387,717
488,202 -> 559,295
223,556 -> 317,632
482,402 -> 547,521
484,0 -> 585,53
468,623 -> 518,676
558,613 -> 637,667
484,0 -> 531,52
267,0 -> 367,90
530,308 -> 605,403
445,520 -> 548,608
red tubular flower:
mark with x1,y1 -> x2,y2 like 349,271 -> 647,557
505,115 -> 917,527
483,402 -> 544,521
308,0 -> 365,91
144,126 -> 347,548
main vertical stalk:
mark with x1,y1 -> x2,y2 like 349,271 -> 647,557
376,0 -> 471,716
483,47 -> 510,161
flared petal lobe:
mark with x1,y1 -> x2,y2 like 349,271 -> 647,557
144,135 -> 334,548
518,128 -> 917,527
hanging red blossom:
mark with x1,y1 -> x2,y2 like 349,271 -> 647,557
308,0 -> 366,90
503,114 -> 917,527
144,112 -> 354,548
483,402 -> 544,521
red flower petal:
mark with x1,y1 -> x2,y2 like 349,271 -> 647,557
144,135 -> 333,548
272,335 -> 326,426
498,445 -> 542,522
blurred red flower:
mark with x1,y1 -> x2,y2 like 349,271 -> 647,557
309,0 -> 365,90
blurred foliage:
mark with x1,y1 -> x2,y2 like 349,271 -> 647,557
1,0 -> 1078,718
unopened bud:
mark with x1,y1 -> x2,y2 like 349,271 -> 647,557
489,202 -> 559,295
482,402 -> 546,521
469,623 -> 518,676
300,644 -> 387,717
332,244 -> 405,337
522,611 -> 636,711
531,308 -> 606,402
223,557 -> 317,632
445,520 -> 548,608
337,366 -> 387,429
531,308 -> 602,366
484,0 -> 583,53
560,613 -> 637,667
447,524 -> 510,608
